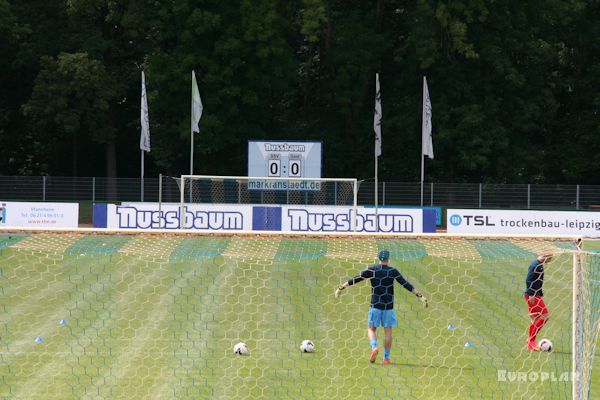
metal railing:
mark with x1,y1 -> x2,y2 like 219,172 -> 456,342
1,176 -> 600,210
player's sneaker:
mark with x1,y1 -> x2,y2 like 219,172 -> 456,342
527,341 -> 540,352
382,358 -> 393,365
369,348 -> 379,363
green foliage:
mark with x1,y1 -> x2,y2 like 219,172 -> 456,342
0,0 -> 598,184
24,53 -> 115,140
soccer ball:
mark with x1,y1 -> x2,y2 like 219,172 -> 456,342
539,339 -> 553,352
300,339 -> 315,353
233,342 -> 249,356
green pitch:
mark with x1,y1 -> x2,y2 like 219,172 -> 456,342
1,234 -> 599,399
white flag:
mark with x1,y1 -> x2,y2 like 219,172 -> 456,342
422,76 -> 434,159
374,73 -> 382,157
140,71 -> 151,152
191,70 -> 203,133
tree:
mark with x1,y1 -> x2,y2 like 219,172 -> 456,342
23,53 -> 116,176
0,0 -> 35,174
2,0 -> 599,185
145,0 -> 299,175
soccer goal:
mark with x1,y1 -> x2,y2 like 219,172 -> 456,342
177,175 -> 359,229
2,232 -> 600,399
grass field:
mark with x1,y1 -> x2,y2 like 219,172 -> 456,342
1,233 -> 599,399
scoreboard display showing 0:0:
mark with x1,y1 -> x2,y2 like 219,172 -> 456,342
267,158 -> 303,178
248,140 -> 321,179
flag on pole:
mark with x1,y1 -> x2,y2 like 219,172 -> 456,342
374,73 -> 382,157
140,71 -> 151,152
191,70 -> 203,133
422,76 -> 434,159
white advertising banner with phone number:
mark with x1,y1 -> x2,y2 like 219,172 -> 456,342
0,201 -> 79,228
447,209 -> 600,237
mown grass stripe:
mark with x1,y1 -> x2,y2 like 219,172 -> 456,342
376,238 -> 428,260
87,262 -> 187,400
421,238 -> 481,261
470,239 -> 535,259
58,254 -> 175,400
0,233 -> 27,249
274,239 -> 327,261
65,235 -> 131,256
5,252 -> 141,398
221,237 -> 280,260
161,258 -> 234,399
11,234 -> 81,253
169,237 -> 231,261
324,238 -> 377,262
119,236 -> 183,258
511,239 -> 562,256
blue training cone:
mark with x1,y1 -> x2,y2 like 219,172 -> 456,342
464,341 -> 473,347
34,337 -> 45,343
59,319 -> 68,326
447,324 -> 456,330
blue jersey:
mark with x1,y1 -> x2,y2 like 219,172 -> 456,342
347,264 -> 414,310
524,259 -> 544,297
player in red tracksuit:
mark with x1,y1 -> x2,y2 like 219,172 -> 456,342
524,253 -> 553,351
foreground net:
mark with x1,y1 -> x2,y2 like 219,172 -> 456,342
1,233 -> 599,399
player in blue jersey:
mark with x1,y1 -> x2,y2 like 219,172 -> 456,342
335,250 -> 428,364
524,252 -> 554,351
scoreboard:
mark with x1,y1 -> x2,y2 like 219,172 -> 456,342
248,141 -> 322,178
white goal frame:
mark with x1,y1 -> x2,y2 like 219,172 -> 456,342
178,175 -> 359,231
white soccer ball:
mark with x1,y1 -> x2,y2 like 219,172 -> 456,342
300,339 -> 315,353
539,338 -> 553,352
233,342 -> 249,356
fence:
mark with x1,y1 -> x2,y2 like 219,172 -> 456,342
1,176 -> 600,210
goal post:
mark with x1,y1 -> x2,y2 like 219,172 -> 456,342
178,175 -> 359,230
573,249 -> 583,400
572,244 -> 600,400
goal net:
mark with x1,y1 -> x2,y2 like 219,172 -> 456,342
1,233 -> 599,399
179,174 -> 358,206
177,175 -> 359,231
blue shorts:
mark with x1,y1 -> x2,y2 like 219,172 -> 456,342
368,307 -> 398,328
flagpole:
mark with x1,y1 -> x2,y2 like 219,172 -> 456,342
141,150 -> 144,201
373,72 -> 382,232
421,75 -> 434,207
140,70 -> 151,202
375,145 -> 379,231
420,76 -> 426,207
190,70 -> 204,204
190,126 -> 194,175
190,103 -> 194,205
420,150 -> 424,207
190,71 -> 194,175
190,70 -> 203,176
